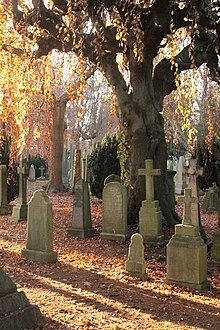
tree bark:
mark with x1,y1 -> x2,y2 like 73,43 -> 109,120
46,93 -> 68,193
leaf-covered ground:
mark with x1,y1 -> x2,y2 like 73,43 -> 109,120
0,181 -> 219,330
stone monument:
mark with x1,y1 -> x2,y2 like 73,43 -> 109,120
166,188 -> 209,290
67,158 -> 95,238
125,233 -> 147,280
0,268 -> 44,329
28,164 -> 36,181
175,156 -> 187,194
101,178 -> 128,241
211,198 -> 220,261
0,165 -> 8,215
21,190 -> 58,263
184,159 -> 211,247
138,159 -> 164,243
10,158 -> 28,222
37,166 -> 46,180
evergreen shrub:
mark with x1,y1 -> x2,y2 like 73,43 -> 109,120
88,134 -> 120,199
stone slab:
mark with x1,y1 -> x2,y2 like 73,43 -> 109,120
67,227 -> 95,239
9,204 -> 27,223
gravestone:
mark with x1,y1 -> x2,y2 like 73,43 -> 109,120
125,233 -> 147,280
166,188 -> 209,291
0,165 -> 8,215
21,190 -> 57,263
28,164 -> 36,181
101,180 -> 128,241
10,158 -> 28,222
207,182 -> 219,213
62,145 -> 69,185
201,189 -> 210,211
104,174 -> 121,186
70,149 -> 81,194
175,156 -> 187,194
37,166 -> 45,180
67,158 -> 95,238
211,199 -> 220,261
138,159 -> 164,243
167,169 -> 177,214
0,268 -> 44,329
68,141 -> 75,189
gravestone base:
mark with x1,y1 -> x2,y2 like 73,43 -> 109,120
139,200 -> 164,243
0,268 -> 44,329
10,204 -> 27,222
211,228 -> 220,261
0,204 -> 8,215
67,227 -> 95,239
166,224 -> 210,291
37,176 -> 46,181
125,268 -> 148,280
21,249 -> 58,263
100,232 -> 128,242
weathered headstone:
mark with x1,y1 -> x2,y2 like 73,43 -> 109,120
0,268 -> 44,329
21,190 -> 57,263
101,180 -> 128,241
207,182 -> 219,213
68,141 -> 75,188
125,233 -> 147,280
0,165 -> 8,215
28,164 -> 36,181
138,159 -> 164,243
10,158 -> 28,222
104,174 -> 121,186
166,188 -> 209,290
175,156 -> 187,194
211,199 -> 220,261
37,166 -> 45,180
167,169 -> 177,214
67,158 -> 95,238
201,189 -> 210,211
62,145 -> 69,185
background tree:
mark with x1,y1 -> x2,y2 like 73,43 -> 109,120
9,0 -> 220,226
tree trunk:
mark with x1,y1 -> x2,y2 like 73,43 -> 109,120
46,94 -> 68,193
113,64 -> 180,228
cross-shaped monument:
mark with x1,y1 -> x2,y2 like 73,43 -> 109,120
138,159 -> 164,243
10,158 -> 28,222
138,159 -> 161,201
184,158 -> 211,248
38,166 -> 45,179
178,188 -> 198,225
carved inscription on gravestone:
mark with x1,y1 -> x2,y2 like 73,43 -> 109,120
101,182 -> 127,241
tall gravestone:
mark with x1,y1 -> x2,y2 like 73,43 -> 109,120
68,141 -> 75,189
21,190 -> 57,263
166,188 -> 209,290
10,158 -> 28,222
0,268 -> 44,329
175,156 -> 187,194
67,158 -> 95,238
101,178 -> 128,241
62,145 -> 69,186
211,198 -> 220,261
0,165 -> 8,215
184,159 -> 211,248
125,233 -> 147,280
28,164 -> 36,181
138,159 -> 164,243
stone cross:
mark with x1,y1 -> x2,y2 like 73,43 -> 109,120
178,188 -> 198,226
17,158 -> 28,205
39,166 -> 45,177
183,159 -> 203,226
138,159 -> 161,201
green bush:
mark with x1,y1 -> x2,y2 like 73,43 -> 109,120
88,134 -> 120,199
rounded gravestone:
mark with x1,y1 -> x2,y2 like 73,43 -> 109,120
104,174 -> 121,186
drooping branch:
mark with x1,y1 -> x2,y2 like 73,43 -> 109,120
153,30 -> 220,105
